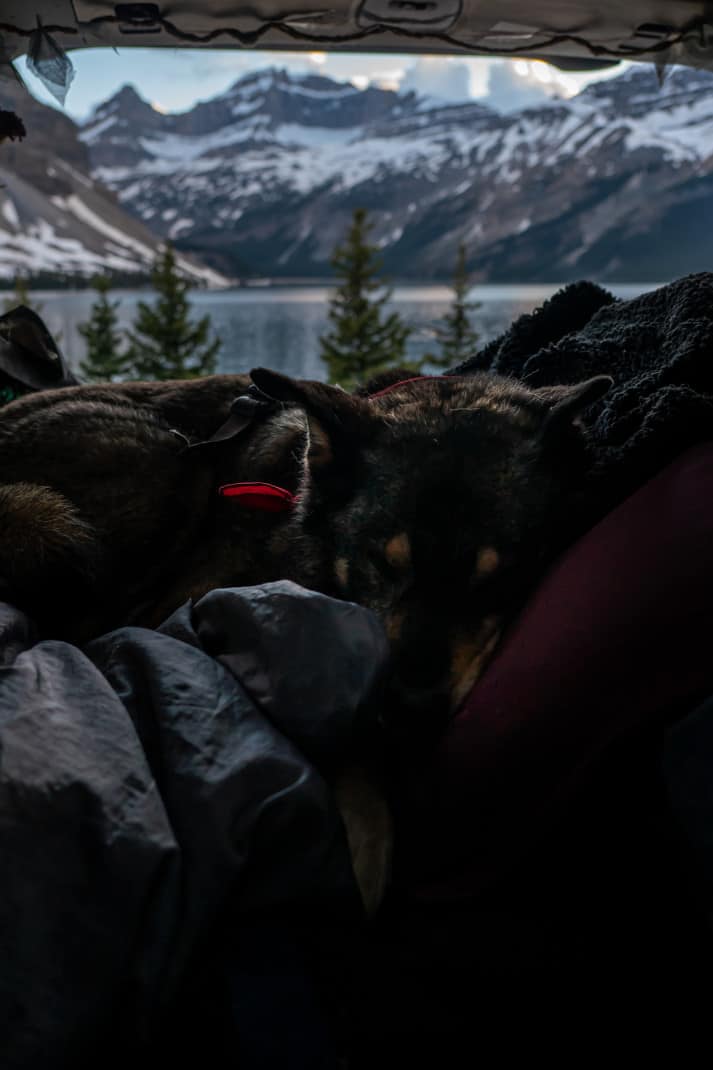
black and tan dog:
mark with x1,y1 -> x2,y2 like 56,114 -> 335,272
0,365 -> 609,912
0,367 -> 610,710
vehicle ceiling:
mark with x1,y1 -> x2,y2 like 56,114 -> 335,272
0,2 -> 712,75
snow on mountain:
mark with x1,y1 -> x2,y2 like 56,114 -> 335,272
0,81 -> 228,286
6,63 -> 713,284
79,63 -> 713,282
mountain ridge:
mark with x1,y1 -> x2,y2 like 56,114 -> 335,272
4,64 -> 713,284
78,63 -> 713,282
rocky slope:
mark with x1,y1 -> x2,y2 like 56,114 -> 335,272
80,65 -> 713,282
0,81 -> 226,285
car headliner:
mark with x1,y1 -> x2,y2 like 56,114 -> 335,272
0,1 -> 711,73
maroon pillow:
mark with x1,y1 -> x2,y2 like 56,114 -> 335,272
397,443 -> 713,899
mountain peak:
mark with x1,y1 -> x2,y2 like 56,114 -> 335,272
113,83 -> 146,103
82,82 -> 166,145
576,62 -> 713,107
224,66 -> 359,100
89,83 -> 155,121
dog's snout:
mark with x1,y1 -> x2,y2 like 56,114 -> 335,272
383,623 -> 453,734
392,653 -> 444,693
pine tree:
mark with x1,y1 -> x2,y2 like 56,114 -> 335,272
125,244 -> 220,380
431,243 -> 480,368
78,275 -> 128,382
2,275 -> 42,316
320,208 -> 414,390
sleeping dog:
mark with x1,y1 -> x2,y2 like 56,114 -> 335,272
0,366 -> 610,715
0,366 -> 609,912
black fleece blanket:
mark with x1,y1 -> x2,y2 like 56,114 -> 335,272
452,272 -> 713,519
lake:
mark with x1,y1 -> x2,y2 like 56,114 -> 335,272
26,283 -> 657,379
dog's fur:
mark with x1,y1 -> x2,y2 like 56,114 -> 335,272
0,366 -> 609,912
0,374 -> 297,639
0,367 -> 609,708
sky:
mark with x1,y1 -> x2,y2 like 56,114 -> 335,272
14,47 -> 628,120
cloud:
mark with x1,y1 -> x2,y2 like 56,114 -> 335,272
481,59 -> 578,113
399,57 -> 473,101
33,45 -> 623,123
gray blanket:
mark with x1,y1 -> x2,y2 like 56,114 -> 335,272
0,581 -> 387,1068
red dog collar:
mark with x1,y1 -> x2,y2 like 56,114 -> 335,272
219,481 -> 297,512
369,375 -> 456,399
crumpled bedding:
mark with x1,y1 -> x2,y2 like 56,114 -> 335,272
0,580 -> 388,1069
453,272 -> 713,521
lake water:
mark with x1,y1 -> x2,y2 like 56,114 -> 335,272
26,283 -> 657,380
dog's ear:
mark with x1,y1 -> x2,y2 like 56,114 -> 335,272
533,375 -> 612,437
250,368 -> 370,473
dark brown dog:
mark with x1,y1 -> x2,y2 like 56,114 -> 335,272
0,366 -> 610,913
0,374 -> 298,639
250,367 -> 610,724
0,367 -> 609,716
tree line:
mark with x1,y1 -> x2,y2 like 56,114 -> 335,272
77,245 -> 220,382
4,208 -> 481,387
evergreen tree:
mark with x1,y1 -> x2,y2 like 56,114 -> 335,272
2,275 -> 42,316
431,243 -> 480,368
125,244 -> 220,380
320,208 -> 413,390
78,275 -> 128,382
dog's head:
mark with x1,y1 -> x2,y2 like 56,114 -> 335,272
252,367 -> 610,729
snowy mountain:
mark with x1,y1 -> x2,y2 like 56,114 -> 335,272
80,64 -> 713,282
0,82 -> 226,286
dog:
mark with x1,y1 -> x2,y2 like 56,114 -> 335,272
0,373 -> 288,638
0,365 -> 610,911
0,367 -> 610,707
249,367 -> 611,723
